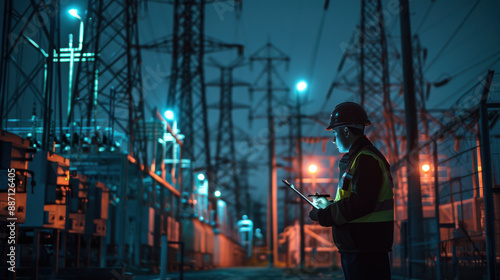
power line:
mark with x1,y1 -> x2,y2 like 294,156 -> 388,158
424,0 -> 481,73
451,50 -> 500,79
418,1 -> 471,34
414,0 -> 436,35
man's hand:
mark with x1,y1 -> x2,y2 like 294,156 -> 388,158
309,207 -> 319,221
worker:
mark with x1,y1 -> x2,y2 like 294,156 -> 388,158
308,102 -> 394,280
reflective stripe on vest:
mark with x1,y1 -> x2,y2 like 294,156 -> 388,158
334,149 -> 394,223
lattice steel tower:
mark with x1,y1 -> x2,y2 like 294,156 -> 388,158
80,0 -> 148,166
141,0 -> 243,192
206,57 -> 248,218
249,42 -> 290,266
326,0 -> 402,163
0,0 -> 148,165
0,0 -> 61,150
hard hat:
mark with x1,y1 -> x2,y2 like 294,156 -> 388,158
326,102 -> 372,131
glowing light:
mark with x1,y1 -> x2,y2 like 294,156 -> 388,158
164,110 -> 175,120
421,164 -> 430,172
197,173 -> 205,181
296,81 -> 308,92
68,9 -> 81,20
308,164 -> 318,174
214,190 -> 221,197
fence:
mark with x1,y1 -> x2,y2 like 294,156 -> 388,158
391,71 -> 500,279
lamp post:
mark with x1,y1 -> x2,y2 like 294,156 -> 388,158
68,9 -> 84,50
164,109 -> 178,134
65,9 -> 85,119
60,9 -> 97,151
295,80 -> 307,268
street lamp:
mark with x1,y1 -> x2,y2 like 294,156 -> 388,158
65,8 -> 94,130
67,9 -> 84,50
295,79 -> 307,269
164,109 -> 178,134
308,164 -> 318,174
68,9 -> 81,20
164,110 -> 175,120
296,81 -> 308,93
197,173 -> 205,181
308,163 -> 318,193
214,190 -> 221,198
421,164 -> 430,172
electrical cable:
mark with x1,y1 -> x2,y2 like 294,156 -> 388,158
431,74 -> 485,112
307,5 -> 329,106
450,50 -> 500,80
414,0 -> 436,35
286,0 -> 305,57
424,0 -> 481,73
143,2 -> 170,114
418,1 -> 470,35
430,51 -> 500,108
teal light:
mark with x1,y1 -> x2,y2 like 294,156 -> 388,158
296,80 -> 308,92
164,110 -> 175,120
214,190 -> 221,197
68,9 -> 81,20
197,173 -> 205,181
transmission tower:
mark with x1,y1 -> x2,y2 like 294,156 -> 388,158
358,0 -> 401,163
0,0 -> 61,151
325,0 -> 406,163
0,0 -> 148,165
141,0 -> 243,193
77,0 -> 148,166
206,56 -> 249,218
249,42 -> 290,266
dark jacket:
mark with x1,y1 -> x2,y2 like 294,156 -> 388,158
316,136 -> 394,253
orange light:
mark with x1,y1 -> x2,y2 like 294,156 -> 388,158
308,164 -> 318,174
421,164 -> 430,172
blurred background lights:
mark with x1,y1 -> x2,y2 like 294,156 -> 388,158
421,164 -> 430,172
308,164 -> 318,174
197,173 -> 205,181
164,110 -> 174,120
296,80 -> 308,92
68,9 -> 80,19
214,190 -> 221,197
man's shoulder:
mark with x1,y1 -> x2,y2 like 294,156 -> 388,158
354,152 -> 382,168
356,146 -> 390,169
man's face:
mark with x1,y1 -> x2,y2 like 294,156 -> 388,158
332,126 -> 350,153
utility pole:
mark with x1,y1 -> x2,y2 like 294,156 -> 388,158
399,0 -> 425,278
249,42 -> 289,267
296,90 -> 305,269
478,70 -> 496,280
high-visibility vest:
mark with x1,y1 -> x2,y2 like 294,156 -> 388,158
334,148 -> 394,223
